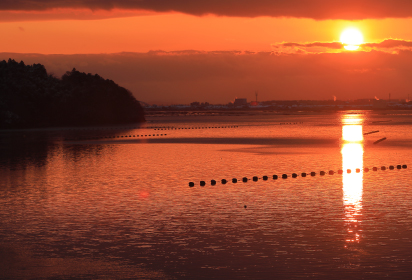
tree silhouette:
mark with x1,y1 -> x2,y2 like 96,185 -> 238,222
0,60 -> 145,129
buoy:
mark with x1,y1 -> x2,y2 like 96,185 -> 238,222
244,205 -> 247,209
263,176 -> 268,180
200,181 -> 206,186
211,180 -> 216,185
301,172 -> 307,177
253,176 -> 258,182
338,170 -> 343,174
381,166 -> 386,171
232,178 -> 237,183
389,166 -> 394,170
329,170 -> 334,175
282,174 -> 287,179
242,177 -> 248,183
221,179 -> 227,184
310,172 -> 316,176
292,173 -> 298,178
397,165 -> 402,169
364,168 -> 369,172
189,182 -> 195,187
356,168 -> 360,173
402,165 -> 407,169
373,167 -> 378,171
320,171 -> 325,176
347,169 -> 351,173
273,175 -> 278,180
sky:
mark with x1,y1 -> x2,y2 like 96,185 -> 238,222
2,1 -> 412,104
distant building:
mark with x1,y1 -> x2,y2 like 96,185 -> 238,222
190,101 -> 209,108
234,98 -> 247,106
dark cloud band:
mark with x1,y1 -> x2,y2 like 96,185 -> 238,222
274,39 -> 412,53
364,39 -> 412,48
279,42 -> 344,49
2,0 -> 412,19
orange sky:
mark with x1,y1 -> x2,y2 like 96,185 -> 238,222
2,2 -> 412,104
2,12 -> 412,54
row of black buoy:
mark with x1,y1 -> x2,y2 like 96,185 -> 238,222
65,134 -> 167,141
188,164 -> 408,187
65,126 -> 174,131
154,126 -> 238,130
279,122 -> 303,125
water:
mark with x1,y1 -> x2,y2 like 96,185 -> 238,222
1,110 -> 412,279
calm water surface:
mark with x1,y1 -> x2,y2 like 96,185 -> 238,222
1,111 -> 412,279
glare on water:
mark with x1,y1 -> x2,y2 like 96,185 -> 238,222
341,114 -> 364,245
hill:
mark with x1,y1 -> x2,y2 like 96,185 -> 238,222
0,59 -> 145,129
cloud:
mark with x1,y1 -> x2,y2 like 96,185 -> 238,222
273,39 -> 412,54
0,8 -> 154,22
281,42 -> 343,49
363,39 -> 412,49
2,0 -> 412,20
273,42 -> 344,53
1,50 -> 412,104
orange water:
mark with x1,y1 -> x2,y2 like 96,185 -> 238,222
1,111 -> 412,279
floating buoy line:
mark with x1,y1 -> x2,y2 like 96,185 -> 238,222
65,134 -> 167,141
63,123 -> 303,133
188,164 -> 408,187
63,124 -> 243,141
65,126 -> 174,131
154,126 -> 238,130
279,122 -> 303,125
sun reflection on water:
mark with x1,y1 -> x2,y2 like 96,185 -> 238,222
341,114 -> 364,246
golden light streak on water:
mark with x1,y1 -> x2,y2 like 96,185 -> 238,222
341,114 -> 364,246
342,143 -> 363,244
342,125 -> 363,142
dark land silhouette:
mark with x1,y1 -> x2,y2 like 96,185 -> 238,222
0,59 -> 145,129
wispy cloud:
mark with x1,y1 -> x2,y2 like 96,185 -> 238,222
272,42 -> 344,53
2,0 -> 412,20
0,8 -> 155,22
363,39 -> 412,50
273,39 -> 412,54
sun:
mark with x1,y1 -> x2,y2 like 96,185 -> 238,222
340,28 -> 363,51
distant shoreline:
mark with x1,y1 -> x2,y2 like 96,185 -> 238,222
144,108 -> 412,117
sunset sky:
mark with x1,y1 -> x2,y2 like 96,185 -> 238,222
2,0 -> 412,104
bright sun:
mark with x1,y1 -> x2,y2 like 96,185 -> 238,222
340,28 -> 363,51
